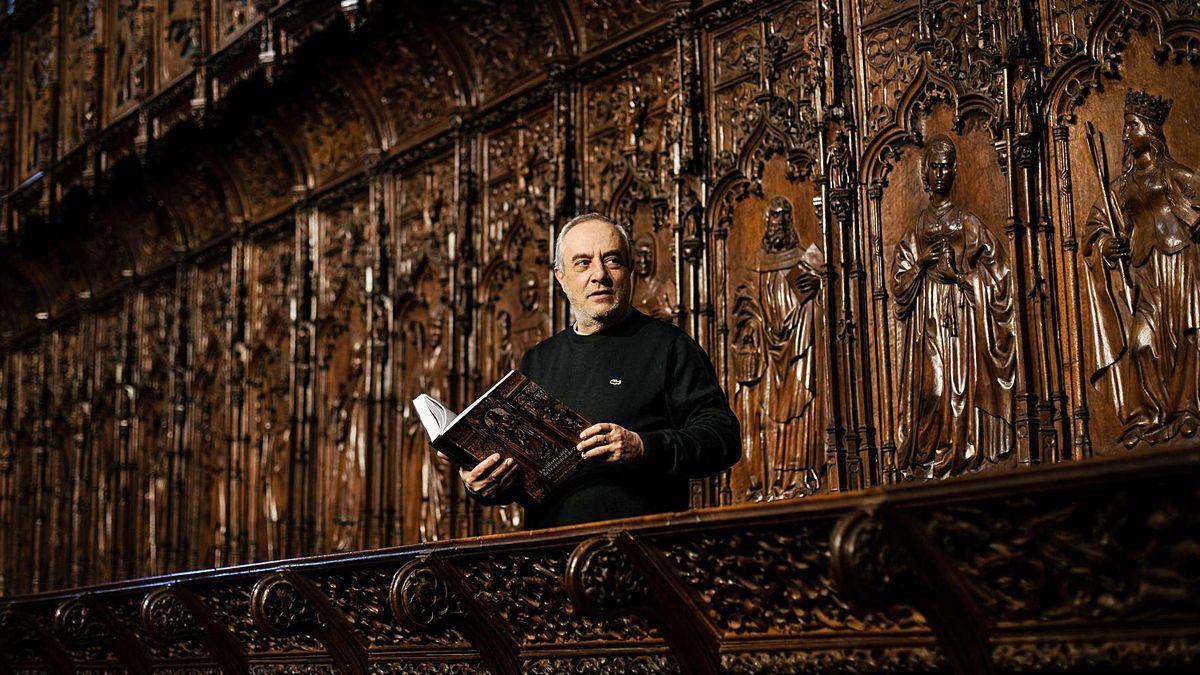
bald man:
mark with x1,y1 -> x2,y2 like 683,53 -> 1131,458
460,213 -> 741,528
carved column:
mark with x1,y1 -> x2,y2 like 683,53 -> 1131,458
548,56 -> 577,334
289,195 -> 320,556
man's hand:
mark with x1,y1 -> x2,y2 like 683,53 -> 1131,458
577,422 -> 644,463
459,453 -> 519,498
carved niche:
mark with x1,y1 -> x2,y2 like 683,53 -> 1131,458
190,257 -> 234,567
158,0 -> 199,87
246,228 -> 296,561
216,0 -> 258,47
584,52 -> 677,321
396,155 -> 457,544
873,107 -> 1019,481
1047,12 -> 1200,454
477,113 -> 556,534
18,15 -> 55,180
59,0 -> 98,156
710,5 -> 826,502
106,0 -> 148,119
137,280 -> 180,576
0,44 -> 12,190
315,195 -> 371,553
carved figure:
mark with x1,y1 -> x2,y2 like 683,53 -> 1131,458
891,134 -> 1017,478
511,272 -> 549,360
733,196 -> 825,498
632,233 -> 674,320
408,309 -> 452,541
1084,90 -> 1200,445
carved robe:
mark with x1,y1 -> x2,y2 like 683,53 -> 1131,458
892,202 -> 1017,477
1083,158 -> 1200,441
736,243 -> 825,496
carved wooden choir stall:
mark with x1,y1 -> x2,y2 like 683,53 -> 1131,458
0,0 -> 1197,672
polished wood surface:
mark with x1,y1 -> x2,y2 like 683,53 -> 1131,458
0,445 -> 1196,673
0,0 -> 1197,629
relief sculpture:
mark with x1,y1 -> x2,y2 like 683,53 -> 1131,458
891,135 -> 1017,479
1083,91 -> 1200,447
732,197 -> 825,498
632,233 -> 674,320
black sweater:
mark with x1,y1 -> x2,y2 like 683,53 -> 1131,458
502,309 -> 741,529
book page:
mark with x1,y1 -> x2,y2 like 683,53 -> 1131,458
447,370 -> 516,432
412,394 -> 456,442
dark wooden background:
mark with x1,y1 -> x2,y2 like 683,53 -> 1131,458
0,0 -> 1196,596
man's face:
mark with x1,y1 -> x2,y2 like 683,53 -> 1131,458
555,219 -> 632,326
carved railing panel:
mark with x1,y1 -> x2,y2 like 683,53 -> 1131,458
0,447 -> 1194,673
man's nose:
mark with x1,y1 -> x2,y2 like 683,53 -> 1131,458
589,261 -> 611,283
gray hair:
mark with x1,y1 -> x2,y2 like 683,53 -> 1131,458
553,212 -> 633,271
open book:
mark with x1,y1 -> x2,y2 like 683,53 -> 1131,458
412,371 -> 589,504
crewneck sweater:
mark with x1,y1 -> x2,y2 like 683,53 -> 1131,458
511,309 -> 741,529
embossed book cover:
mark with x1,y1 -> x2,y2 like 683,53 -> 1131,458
412,371 -> 588,503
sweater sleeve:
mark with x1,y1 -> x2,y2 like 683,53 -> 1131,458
639,333 -> 742,478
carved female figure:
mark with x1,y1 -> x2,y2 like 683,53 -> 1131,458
891,135 -> 1017,478
1084,90 -> 1200,445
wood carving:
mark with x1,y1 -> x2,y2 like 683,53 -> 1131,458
1081,90 -> 1200,448
0,0 -> 1196,611
891,135 -> 1018,478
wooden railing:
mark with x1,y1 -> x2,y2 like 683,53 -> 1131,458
2,447 -> 1198,674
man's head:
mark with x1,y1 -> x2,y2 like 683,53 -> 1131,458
554,213 -> 633,331
762,196 -> 799,253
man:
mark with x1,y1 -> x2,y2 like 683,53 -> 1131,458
459,213 -> 741,528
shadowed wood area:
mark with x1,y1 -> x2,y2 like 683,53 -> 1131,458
0,0 -> 1198,670
0,447 -> 1196,672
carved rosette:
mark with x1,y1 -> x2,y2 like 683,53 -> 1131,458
564,535 -> 651,617
389,560 -> 461,631
829,508 -> 906,609
140,588 -> 198,642
54,597 -> 108,646
251,573 -> 321,637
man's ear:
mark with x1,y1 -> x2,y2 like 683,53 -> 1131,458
553,265 -> 565,289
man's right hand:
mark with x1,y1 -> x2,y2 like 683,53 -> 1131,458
459,453 -> 519,499
1102,235 -> 1131,264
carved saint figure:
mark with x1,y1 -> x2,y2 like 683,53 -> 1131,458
733,196 -> 825,498
408,309 -> 452,541
891,135 -> 1017,478
511,272 -> 549,361
1084,90 -> 1200,445
632,233 -> 674,320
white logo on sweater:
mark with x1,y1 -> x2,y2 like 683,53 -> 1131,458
609,378 -> 622,386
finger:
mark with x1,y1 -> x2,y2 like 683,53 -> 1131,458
576,433 -> 609,452
579,423 -> 611,441
581,443 -> 614,460
485,457 -> 515,482
468,453 -> 502,480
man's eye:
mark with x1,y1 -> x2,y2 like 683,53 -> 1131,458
604,257 -> 622,267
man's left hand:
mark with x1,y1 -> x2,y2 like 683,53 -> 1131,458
577,422 -> 644,463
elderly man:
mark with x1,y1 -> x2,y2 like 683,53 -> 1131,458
460,213 -> 741,528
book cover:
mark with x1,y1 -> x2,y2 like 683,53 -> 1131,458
413,371 -> 588,504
